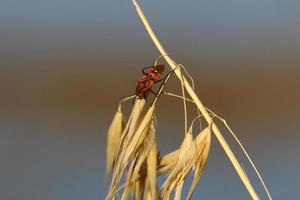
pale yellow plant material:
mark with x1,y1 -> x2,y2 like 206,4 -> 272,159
186,127 -> 211,200
120,98 -> 146,152
160,129 -> 193,199
133,175 -> 146,200
146,138 -> 157,200
132,0 -> 261,199
106,104 -> 125,178
161,93 -> 272,200
179,130 -> 193,163
116,112 -> 159,200
122,118 -> 156,199
107,99 -> 146,200
205,107 -> 272,200
157,149 -> 180,175
173,131 -> 194,200
174,180 -> 184,200
122,106 -> 155,166
115,98 -> 145,168
121,160 -> 137,200
107,103 -> 156,200
161,127 -> 211,199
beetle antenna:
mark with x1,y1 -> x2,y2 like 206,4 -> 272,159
153,54 -> 169,66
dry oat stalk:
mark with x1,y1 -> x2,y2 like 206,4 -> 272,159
161,93 -> 272,200
105,1 -> 271,199
131,0 -> 268,199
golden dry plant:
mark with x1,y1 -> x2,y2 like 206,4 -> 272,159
105,1 -> 272,199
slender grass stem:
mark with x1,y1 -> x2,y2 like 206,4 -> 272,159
164,93 -> 272,200
131,0 -> 263,199
179,67 -> 188,133
120,95 -> 136,104
205,108 -> 273,200
151,69 -> 174,106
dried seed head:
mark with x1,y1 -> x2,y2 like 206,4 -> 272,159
106,104 -> 125,178
106,99 -> 146,200
157,149 -> 179,175
106,103 -> 157,200
161,127 -> 211,199
146,138 -> 157,199
187,127 -> 211,200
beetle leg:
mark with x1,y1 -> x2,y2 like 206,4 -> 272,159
149,89 -> 158,95
164,68 -> 176,77
141,76 -> 153,84
142,66 -> 153,75
154,79 -> 163,83
155,68 -> 175,83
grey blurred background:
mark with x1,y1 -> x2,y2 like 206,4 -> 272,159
0,0 -> 299,199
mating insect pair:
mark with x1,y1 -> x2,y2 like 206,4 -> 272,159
135,64 -> 174,99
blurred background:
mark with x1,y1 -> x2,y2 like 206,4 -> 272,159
1,0 -> 299,199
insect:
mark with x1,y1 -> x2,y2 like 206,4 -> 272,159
135,64 -> 165,98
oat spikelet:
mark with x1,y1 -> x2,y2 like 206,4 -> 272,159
107,98 -> 146,200
130,122 -> 156,200
107,103 -> 155,200
157,149 -> 179,175
133,120 -> 156,180
161,127 -> 211,199
121,159 -> 137,200
132,1 -> 262,199
133,175 -> 146,200
174,181 -> 184,200
186,127 -> 211,200
122,106 -> 155,165
106,104 -> 125,178
161,129 -> 193,199
122,117 -> 156,200
145,133 -> 157,200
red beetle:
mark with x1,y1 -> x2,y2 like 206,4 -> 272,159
135,64 -> 165,98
